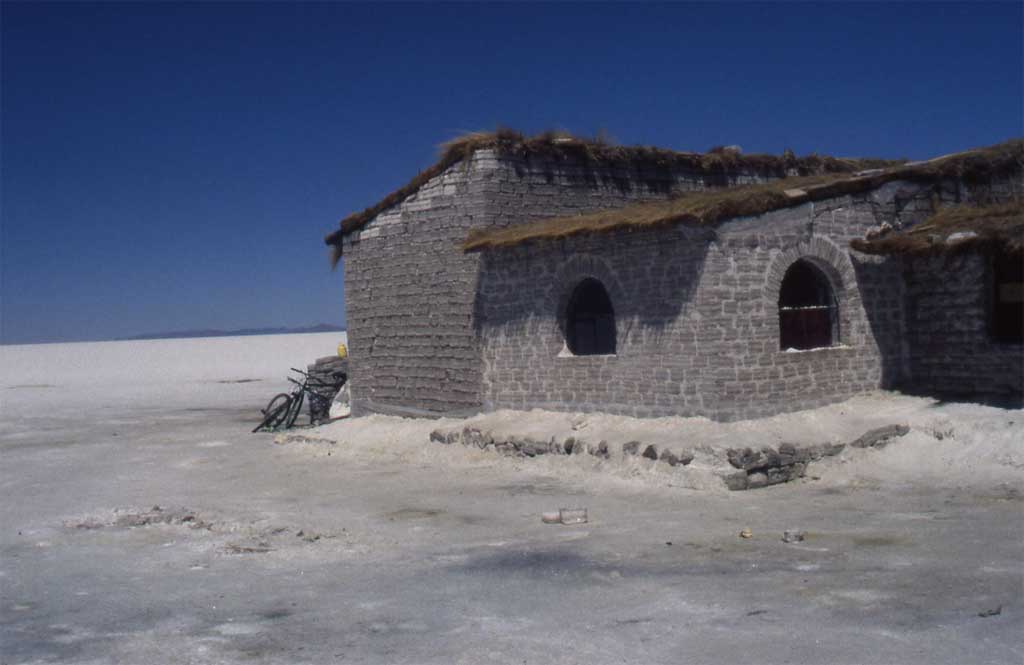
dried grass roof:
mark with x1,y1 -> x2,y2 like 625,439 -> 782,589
463,139 -> 1023,252
325,128 -> 901,251
849,199 -> 1024,256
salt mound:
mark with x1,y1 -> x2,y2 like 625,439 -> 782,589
815,402 -> 1024,487
292,392 -> 1024,492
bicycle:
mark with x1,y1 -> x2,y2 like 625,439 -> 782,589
252,367 -> 347,433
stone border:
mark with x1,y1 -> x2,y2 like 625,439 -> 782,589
723,424 -> 909,490
429,426 -> 694,468
428,423 -> 910,491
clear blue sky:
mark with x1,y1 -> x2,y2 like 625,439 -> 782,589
2,2 -> 1021,344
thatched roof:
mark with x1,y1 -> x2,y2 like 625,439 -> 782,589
462,139 -> 1023,252
324,128 -> 902,252
849,199 -> 1024,256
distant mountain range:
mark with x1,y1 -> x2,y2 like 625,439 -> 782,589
119,323 -> 345,341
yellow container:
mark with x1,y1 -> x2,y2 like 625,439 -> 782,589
337,342 -> 348,359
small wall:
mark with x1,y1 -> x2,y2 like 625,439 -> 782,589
904,252 -> 1024,399
341,156 -> 494,417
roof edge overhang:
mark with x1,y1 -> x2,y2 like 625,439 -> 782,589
324,128 -> 906,254
461,138 -> 1024,252
849,199 -> 1024,257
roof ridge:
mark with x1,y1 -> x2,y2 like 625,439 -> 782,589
325,128 -> 903,255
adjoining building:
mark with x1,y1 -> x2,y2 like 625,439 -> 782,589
326,131 -> 1022,420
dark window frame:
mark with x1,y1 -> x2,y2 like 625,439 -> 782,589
990,249 -> 1024,344
778,259 -> 839,351
564,278 -> 617,356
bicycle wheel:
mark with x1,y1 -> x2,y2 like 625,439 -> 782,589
283,390 -> 305,429
253,393 -> 292,433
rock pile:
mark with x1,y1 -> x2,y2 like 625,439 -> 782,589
722,442 -> 842,490
723,424 -> 910,491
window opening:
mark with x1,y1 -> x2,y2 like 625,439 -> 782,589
566,278 -> 616,355
992,250 -> 1024,343
778,259 -> 838,350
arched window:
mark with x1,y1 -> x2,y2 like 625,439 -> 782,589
566,278 -> 616,355
778,259 -> 838,350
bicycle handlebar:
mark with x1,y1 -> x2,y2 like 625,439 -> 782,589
287,375 -> 346,390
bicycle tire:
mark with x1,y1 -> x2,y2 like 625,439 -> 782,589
253,393 -> 292,433
283,390 -> 305,429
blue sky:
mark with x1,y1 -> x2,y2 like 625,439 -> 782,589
2,2 -> 1021,344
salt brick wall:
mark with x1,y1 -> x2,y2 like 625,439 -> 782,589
903,253 -> 1024,397
477,198 -> 905,421
341,150 -> 780,416
476,177 -> 1017,421
340,157 -> 491,416
341,144 -> 1020,419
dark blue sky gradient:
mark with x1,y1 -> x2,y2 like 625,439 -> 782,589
2,2 -> 1021,343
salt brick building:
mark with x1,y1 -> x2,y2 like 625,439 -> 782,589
325,131 -> 1023,421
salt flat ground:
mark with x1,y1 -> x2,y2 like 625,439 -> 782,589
1,334 -> 1021,665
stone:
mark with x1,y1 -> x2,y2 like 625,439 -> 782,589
723,471 -> 749,491
641,445 -> 659,461
726,447 -> 779,472
660,450 -> 680,466
517,436 -> 549,457
463,427 -> 484,448
444,431 -> 460,445
777,442 -> 803,465
563,437 -> 577,454
429,429 -> 447,444
807,442 -> 845,460
766,466 -> 791,485
622,441 -> 642,456
494,439 -> 515,455
726,447 -> 752,469
755,447 -> 781,471
849,424 -> 910,449
677,450 -> 695,466
589,441 -> 610,459
747,472 -> 769,489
